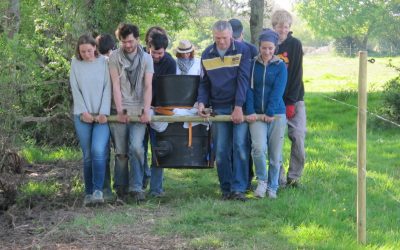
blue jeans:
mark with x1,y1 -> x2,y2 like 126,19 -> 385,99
142,128 -> 151,187
249,114 -> 286,192
109,122 -> 147,192
148,128 -> 164,195
74,115 -> 110,195
212,107 -> 249,194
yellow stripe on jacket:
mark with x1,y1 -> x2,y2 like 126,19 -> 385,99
202,54 -> 242,71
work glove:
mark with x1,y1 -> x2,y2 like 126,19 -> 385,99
286,105 -> 295,119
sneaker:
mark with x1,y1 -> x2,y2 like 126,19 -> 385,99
83,194 -> 93,207
286,178 -> 302,189
254,180 -> 268,198
267,190 -> 277,199
92,190 -> 104,204
231,192 -> 247,202
149,191 -> 166,198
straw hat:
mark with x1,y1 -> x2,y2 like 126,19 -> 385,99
176,40 -> 194,53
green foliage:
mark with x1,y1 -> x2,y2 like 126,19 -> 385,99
170,16 -> 217,54
0,0 -> 191,147
297,0 -> 400,51
382,76 -> 400,123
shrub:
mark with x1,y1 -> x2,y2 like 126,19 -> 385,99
381,76 -> 400,123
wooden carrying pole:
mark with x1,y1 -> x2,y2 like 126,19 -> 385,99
107,114 -> 271,123
357,51 -> 367,244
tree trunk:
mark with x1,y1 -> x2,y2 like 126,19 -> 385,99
7,0 -> 20,38
249,0 -> 264,44
361,35 -> 368,51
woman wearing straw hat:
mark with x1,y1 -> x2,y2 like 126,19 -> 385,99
175,40 -> 202,75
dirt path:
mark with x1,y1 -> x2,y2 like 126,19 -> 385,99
0,162 -> 188,249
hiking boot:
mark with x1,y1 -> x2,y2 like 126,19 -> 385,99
221,192 -> 232,200
83,194 -> 93,207
232,192 -> 247,202
92,190 -> 104,204
116,186 -> 128,201
103,190 -> 116,203
128,191 -> 146,203
267,190 -> 277,199
286,178 -> 302,189
254,180 -> 268,198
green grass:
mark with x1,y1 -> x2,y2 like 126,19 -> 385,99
17,181 -> 62,206
304,55 -> 400,92
148,91 -> 400,249
21,143 -> 81,163
65,209 -> 138,232
24,55 -> 400,248
19,181 -> 61,197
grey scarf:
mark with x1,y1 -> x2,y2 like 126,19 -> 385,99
177,58 -> 194,75
120,45 -> 145,97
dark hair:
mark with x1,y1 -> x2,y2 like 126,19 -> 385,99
115,23 -> 139,41
176,51 -> 195,59
149,33 -> 168,50
96,34 -> 115,55
145,26 -> 167,47
75,34 -> 99,61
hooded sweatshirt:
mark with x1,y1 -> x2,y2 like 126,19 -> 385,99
276,32 -> 304,105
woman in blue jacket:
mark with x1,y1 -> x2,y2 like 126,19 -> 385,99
246,29 -> 287,199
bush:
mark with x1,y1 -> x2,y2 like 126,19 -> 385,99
381,76 -> 400,123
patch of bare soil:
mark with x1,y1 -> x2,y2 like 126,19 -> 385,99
0,161 -> 188,249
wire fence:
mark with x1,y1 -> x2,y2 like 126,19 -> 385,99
319,93 -> 400,128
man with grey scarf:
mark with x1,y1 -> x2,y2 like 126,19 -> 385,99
108,23 -> 154,202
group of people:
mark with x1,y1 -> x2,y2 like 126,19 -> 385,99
70,9 -> 306,206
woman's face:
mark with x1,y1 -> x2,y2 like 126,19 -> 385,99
259,41 -> 275,62
79,43 -> 96,61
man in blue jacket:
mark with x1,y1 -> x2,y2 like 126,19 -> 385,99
197,20 -> 251,201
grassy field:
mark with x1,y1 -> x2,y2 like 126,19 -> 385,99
19,54 -> 400,249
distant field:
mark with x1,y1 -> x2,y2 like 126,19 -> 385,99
303,55 -> 400,92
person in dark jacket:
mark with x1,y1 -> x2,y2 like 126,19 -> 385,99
272,9 -> 306,188
229,18 -> 257,191
147,32 -> 177,197
246,29 -> 287,199
229,18 -> 258,59
198,20 -> 251,201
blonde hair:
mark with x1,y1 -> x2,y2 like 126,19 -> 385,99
271,9 -> 293,28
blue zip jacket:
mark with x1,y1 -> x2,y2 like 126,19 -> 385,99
197,40 -> 251,108
245,55 -> 287,116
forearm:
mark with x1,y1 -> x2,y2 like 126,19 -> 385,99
110,69 -> 123,113
143,83 -> 152,113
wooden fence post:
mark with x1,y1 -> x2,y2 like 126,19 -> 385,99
357,51 -> 367,244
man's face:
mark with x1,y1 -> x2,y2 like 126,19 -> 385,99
150,47 -> 165,63
274,23 -> 290,43
213,29 -> 232,51
120,34 -> 138,54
